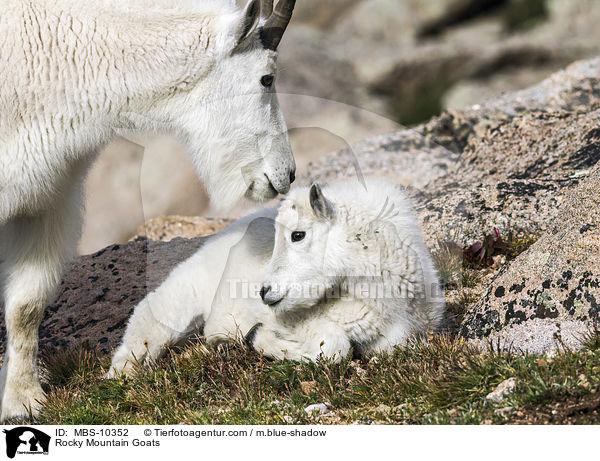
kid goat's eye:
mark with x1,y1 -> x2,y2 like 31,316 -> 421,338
291,231 -> 306,242
260,74 -> 275,88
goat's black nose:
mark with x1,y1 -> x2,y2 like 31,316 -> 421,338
289,170 -> 295,184
259,285 -> 271,302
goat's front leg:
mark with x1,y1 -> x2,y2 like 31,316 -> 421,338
109,218 -> 259,377
0,178 -> 84,420
108,250 -> 218,377
107,286 -> 201,377
247,317 -> 351,362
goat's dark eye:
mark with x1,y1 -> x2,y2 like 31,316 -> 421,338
291,231 -> 306,242
260,74 -> 275,88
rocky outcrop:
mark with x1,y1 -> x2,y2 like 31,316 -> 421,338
297,127 -> 460,192
299,0 -> 600,123
460,162 -> 600,353
415,109 -> 600,247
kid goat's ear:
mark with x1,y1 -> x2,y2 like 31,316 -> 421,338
235,0 -> 262,48
310,184 -> 335,221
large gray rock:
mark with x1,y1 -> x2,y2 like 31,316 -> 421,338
296,127 -> 460,191
459,161 -> 600,353
414,109 -> 600,247
0,238 -> 207,357
476,57 -> 600,117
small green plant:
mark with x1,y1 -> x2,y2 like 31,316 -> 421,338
464,228 -> 509,267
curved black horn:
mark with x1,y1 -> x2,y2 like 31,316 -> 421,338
260,0 -> 296,50
260,0 -> 273,18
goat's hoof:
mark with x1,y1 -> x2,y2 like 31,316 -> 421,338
245,323 -> 263,349
0,384 -> 45,422
104,361 -> 136,380
103,368 -> 117,380
213,340 -> 233,357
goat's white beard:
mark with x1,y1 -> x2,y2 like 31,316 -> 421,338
196,149 -> 280,211
205,172 -> 249,211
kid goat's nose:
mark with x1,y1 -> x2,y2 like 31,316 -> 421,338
260,285 -> 271,302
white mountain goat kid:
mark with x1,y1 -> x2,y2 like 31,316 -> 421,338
0,0 -> 297,419
109,179 -> 445,375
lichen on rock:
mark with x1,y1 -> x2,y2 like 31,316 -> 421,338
460,161 -> 600,353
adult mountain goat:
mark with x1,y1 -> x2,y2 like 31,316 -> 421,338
0,0 -> 296,420
109,179 -> 445,376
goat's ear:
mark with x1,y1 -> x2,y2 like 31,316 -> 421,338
310,184 -> 335,221
235,0 -> 261,48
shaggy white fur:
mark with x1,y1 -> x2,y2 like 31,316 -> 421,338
0,0 -> 295,420
109,178 -> 445,375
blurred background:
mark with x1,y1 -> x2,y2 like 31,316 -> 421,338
78,0 -> 600,254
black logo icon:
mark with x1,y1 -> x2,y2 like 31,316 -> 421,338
3,427 -> 50,458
